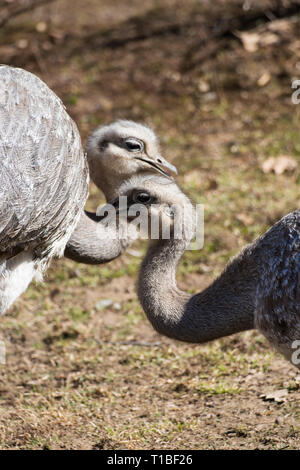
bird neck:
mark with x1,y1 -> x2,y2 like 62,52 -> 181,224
139,209 -> 300,344
89,157 -> 136,201
96,171 -> 124,201
64,209 -> 137,264
92,163 -> 167,201
138,227 -> 266,343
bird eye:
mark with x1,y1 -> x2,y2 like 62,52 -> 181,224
125,138 -> 144,153
133,191 -> 153,204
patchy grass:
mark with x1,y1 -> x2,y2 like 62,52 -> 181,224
0,0 -> 299,450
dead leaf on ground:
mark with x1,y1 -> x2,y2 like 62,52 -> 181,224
236,213 -> 254,226
236,31 -> 279,53
236,31 -> 260,52
260,389 -> 289,403
257,72 -> 271,87
268,18 -> 293,34
36,22 -> 47,33
16,38 -> 28,49
259,32 -> 279,47
261,156 -> 297,175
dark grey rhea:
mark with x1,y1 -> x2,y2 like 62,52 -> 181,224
114,175 -> 300,369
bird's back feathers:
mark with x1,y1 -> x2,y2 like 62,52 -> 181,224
0,66 -> 89,265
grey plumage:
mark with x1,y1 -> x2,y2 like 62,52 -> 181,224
86,119 -> 177,200
114,175 -> 300,368
64,209 -> 138,265
255,211 -> 300,364
65,121 -> 178,263
0,65 -> 89,264
0,66 -> 177,313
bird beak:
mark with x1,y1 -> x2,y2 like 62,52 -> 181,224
136,155 -> 178,178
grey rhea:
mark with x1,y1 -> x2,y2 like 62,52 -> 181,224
113,175 -> 300,369
65,120 -> 178,264
0,66 -> 176,314
86,119 -> 177,201
0,65 -> 88,314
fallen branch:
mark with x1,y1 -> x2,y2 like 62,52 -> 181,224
0,0 -> 57,28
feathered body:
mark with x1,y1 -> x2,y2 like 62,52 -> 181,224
113,175 -> 300,368
0,66 -> 178,315
255,210 -> 300,363
0,66 -> 88,313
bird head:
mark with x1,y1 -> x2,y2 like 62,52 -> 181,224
86,120 -> 177,200
101,174 -> 196,242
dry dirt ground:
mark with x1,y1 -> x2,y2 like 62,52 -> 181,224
0,0 -> 299,449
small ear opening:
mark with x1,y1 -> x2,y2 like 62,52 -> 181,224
98,139 -> 108,151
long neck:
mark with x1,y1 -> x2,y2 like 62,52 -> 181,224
93,170 -> 121,201
138,224 -> 279,343
64,210 -> 132,264
91,164 -> 165,201
89,159 -> 133,201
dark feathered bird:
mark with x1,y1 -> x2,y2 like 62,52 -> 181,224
110,174 -> 300,368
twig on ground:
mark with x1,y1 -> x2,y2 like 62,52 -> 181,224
94,338 -> 162,347
0,0 -> 57,28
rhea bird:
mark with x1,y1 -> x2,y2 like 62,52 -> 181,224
0,65 -> 177,314
86,120 -> 177,201
107,174 -> 300,369
65,120 -> 177,264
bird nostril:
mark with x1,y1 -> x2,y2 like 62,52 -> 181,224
157,158 -> 162,163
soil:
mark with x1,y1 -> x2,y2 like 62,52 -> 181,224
0,0 -> 299,450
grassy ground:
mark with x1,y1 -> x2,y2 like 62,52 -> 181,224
0,0 -> 299,449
